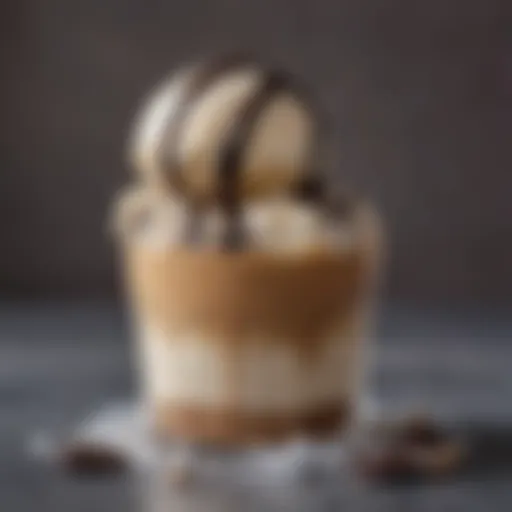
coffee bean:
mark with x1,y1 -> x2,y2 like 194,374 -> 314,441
411,441 -> 465,477
60,442 -> 127,476
358,449 -> 422,483
353,416 -> 466,484
400,415 -> 445,448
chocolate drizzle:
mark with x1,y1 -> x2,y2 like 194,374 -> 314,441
158,54 -> 250,192
156,56 -> 331,249
286,83 -> 358,222
294,174 -> 326,203
295,177 -> 357,221
290,78 -> 330,207
158,55 -> 251,244
217,71 -> 292,250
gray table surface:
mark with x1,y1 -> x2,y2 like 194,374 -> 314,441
1,301 -> 511,512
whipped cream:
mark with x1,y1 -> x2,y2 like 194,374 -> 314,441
112,187 -> 378,255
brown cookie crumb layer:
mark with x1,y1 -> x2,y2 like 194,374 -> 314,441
153,402 -> 351,445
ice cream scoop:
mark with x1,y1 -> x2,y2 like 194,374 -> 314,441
128,55 -> 320,204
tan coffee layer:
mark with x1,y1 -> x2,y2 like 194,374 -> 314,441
125,247 -> 369,355
152,402 -> 351,444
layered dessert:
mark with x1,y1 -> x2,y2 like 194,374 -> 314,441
113,56 -> 382,444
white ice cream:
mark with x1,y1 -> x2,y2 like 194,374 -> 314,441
129,64 -> 314,199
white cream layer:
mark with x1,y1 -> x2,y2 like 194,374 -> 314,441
136,322 -> 363,413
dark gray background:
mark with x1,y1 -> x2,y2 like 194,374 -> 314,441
1,0 -> 511,302
1,5 -> 512,508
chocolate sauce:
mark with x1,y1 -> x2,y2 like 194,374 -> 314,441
157,55 -> 251,244
294,175 -> 357,221
289,80 -> 330,209
217,70 -> 292,250
158,54 -> 251,190
157,56 -> 328,250
294,174 -> 326,203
